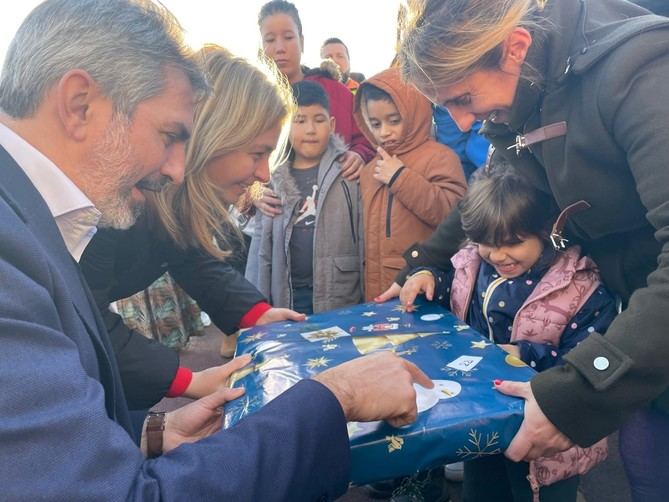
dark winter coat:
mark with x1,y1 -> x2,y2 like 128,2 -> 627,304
399,0 -> 669,445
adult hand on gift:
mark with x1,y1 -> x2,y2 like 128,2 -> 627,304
399,271 -> 435,312
184,354 -> 253,399
253,186 -> 283,217
157,385 -> 246,454
313,351 -> 433,428
494,380 -> 573,460
257,307 -> 306,325
374,282 -> 401,303
338,150 -> 364,181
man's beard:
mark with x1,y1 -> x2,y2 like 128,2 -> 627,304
86,117 -> 144,230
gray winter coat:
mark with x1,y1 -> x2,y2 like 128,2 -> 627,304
246,135 -> 363,312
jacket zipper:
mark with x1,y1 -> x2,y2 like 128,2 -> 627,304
385,193 -> 394,238
340,180 -> 356,243
482,276 -> 507,341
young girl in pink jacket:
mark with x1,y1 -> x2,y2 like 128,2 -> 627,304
402,167 -> 617,501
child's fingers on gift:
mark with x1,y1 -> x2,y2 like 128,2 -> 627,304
258,307 -> 306,324
399,281 -> 422,310
374,282 -> 401,303
222,353 -> 253,375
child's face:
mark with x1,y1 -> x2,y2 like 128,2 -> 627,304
477,235 -> 545,279
289,104 -> 334,164
363,98 -> 405,151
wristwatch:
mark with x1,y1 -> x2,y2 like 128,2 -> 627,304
146,411 -> 166,459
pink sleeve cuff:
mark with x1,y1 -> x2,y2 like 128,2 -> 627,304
239,302 -> 272,328
166,367 -> 193,397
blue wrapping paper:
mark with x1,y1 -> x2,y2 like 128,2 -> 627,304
224,299 -> 535,484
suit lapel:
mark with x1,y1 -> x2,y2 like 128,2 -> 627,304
0,147 -> 130,430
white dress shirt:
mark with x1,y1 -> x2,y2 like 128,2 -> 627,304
0,122 -> 101,262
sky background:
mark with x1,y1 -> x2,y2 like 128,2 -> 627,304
0,1 -> 401,79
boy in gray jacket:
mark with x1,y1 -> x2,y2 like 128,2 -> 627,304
246,80 -> 363,314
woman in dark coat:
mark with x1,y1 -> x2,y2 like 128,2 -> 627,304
392,0 -> 669,499
81,47 -> 303,410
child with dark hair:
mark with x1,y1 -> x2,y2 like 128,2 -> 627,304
354,67 -> 466,300
401,167 -> 618,501
246,80 -> 362,314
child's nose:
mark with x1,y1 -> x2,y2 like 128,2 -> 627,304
489,247 -> 507,262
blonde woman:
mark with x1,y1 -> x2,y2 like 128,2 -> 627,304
80,46 -> 304,410
389,0 -> 669,500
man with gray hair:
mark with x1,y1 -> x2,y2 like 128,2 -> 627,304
0,0 -> 430,499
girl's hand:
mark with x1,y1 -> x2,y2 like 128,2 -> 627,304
373,146 -> 404,185
374,282 -> 401,303
256,307 -> 306,325
400,271 -> 435,312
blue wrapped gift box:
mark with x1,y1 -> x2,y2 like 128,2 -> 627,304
224,299 -> 535,485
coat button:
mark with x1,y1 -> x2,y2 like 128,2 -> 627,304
411,250 -> 419,258
593,356 -> 610,371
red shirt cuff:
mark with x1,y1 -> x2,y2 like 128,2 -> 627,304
166,367 -> 193,397
239,302 -> 272,328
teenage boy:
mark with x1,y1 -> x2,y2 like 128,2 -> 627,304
247,80 -> 363,314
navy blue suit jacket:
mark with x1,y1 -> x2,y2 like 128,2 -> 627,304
0,146 -> 350,500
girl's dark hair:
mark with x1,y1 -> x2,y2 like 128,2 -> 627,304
292,80 -> 330,112
258,0 -> 303,37
461,167 -> 556,246
359,83 -> 393,107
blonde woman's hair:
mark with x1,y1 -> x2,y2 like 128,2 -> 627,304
151,45 -> 293,259
398,0 -> 545,100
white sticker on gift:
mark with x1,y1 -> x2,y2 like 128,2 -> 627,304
447,355 -> 483,372
413,383 -> 440,413
420,313 -> 444,321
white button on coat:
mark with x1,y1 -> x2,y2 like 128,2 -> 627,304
593,356 -> 610,371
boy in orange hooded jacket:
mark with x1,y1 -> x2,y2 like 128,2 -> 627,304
354,67 -> 467,300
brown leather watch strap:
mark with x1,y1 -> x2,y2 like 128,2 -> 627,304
146,412 -> 166,459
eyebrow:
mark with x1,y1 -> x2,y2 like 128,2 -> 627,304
166,123 -> 191,142
250,143 -> 275,152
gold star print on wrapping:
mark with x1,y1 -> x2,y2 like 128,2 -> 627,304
228,356 -> 290,386
386,435 -> 405,453
392,304 -> 419,313
470,340 -> 492,349
352,332 -> 441,355
305,356 -> 331,369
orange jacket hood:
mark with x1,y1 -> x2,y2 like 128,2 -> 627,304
353,67 -> 433,157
